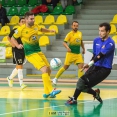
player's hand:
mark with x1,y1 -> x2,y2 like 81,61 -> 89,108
82,49 -> 85,54
67,48 -> 71,52
50,29 -> 56,33
17,44 -> 23,49
81,64 -> 89,72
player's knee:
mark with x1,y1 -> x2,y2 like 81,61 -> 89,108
40,66 -> 48,73
76,78 -> 85,90
47,67 -> 51,74
82,88 -> 89,93
64,65 -> 69,70
78,63 -> 84,69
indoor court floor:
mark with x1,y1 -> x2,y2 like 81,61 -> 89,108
0,85 -> 117,117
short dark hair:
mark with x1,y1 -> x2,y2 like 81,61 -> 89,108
72,21 -> 79,25
19,17 -> 25,23
24,11 -> 34,18
99,22 -> 111,32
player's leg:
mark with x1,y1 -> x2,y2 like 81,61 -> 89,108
77,63 -> 84,78
53,52 -> 72,84
82,66 -> 111,103
39,52 -> 61,97
26,52 -> 61,98
15,50 -> 27,89
53,65 -> 69,85
75,53 -> 84,78
7,68 -> 17,87
65,78 -> 84,105
7,48 -> 17,87
16,65 -> 27,90
66,66 -> 106,104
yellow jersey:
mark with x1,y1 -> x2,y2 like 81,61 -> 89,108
64,30 -> 82,54
13,24 -> 41,56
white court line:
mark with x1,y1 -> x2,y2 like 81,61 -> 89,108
0,98 -> 116,116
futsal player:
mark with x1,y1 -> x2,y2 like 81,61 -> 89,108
53,21 -> 85,85
11,11 -> 61,98
65,22 -> 115,105
7,18 -> 27,90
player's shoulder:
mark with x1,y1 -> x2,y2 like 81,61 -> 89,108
66,31 -> 74,37
107,37 -> 115,45
94,37 -> 100,41
16,24 -> 26,31
34,24 -> 40,28
14,24 -> 26,34
32,24 -> 41,30
67,31 -> 73,34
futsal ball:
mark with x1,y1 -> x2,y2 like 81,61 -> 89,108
50,58 -> 62,70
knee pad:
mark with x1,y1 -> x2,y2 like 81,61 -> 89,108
76,78 -> 85,90
82,88 -> 89,93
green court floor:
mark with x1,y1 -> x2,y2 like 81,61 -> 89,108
0,86 -> 117,117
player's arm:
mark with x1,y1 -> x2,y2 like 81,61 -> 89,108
11,37 -> 23,49
63,33 -> 71,52
81,52 -> 105,71
41,28 -> 56,33
81,40 -> 85,54
90,41 -> 115,64
11,28 -> 23,49
63,41 -> 71,52
7,36 -> 15,47
81,40 -> 105,71
7,30 -> 15,47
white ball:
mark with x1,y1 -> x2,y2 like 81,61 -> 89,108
50,58 -> 62,70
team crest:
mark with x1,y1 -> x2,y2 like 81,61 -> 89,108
76,39 -> 80,43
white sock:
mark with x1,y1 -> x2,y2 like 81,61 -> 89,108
18,69 -> 23,86
9,68 -> 18,80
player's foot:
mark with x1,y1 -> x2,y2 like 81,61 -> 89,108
52,78 -> 58,85
7,76 -> 13,87
93,89 -> 103,103
65,96 -> 77,105
49,89 -> 61,98
43,94 -> 50,98
21,84 -> 27,90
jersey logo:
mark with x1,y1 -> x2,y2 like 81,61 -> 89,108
76,39 -> 80,43
109,43 -> 113,46
14,29 -> 18,34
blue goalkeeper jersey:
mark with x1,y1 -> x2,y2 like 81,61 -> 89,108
93,37 -> 115,69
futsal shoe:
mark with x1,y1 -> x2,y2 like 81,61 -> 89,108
52,78 -> 58,85
65,96 -> 77,105
93,89 -> 103,103
49,89 -> 61,98
7,76 -> 13,87
21,84 -> 27,90
43,94 -> 50,98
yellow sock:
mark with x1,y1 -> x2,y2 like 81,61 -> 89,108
42,73 -> 53,93
55,67 -> 65,79
42,76 -> 49,94
78,69 -> 84,78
